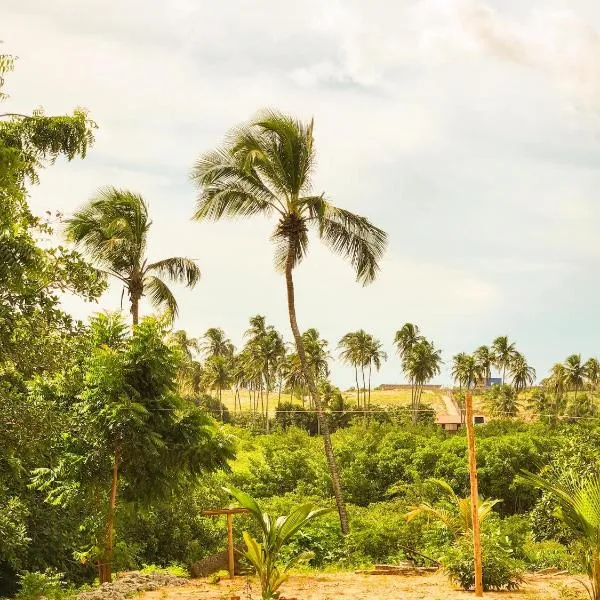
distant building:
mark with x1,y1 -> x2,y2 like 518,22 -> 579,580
475,377 -> 502,389
436,414 -> 486,432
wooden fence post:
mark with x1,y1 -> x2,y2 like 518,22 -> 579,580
466,391 -> 483,596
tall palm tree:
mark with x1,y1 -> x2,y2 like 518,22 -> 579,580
66,187 -> 200,325
585,358 -> 600,390
394,323 -> 424,360
191,111 -> 387,534
509,351 -> 536,393
492,336 -> 517,384
366,335 -> 387,410
200,327 -> 235,359
564,354 -> 586,405
338,332 -> 362,407
474,345 -> 493,385
452,353 -> 482,390
202,355 -> 232,420
403,339 -> 442,423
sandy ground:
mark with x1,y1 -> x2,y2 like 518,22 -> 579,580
142,571 -> 582,600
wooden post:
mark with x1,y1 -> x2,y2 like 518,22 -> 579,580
227,512 -> 234,579
466,391 -> 483,596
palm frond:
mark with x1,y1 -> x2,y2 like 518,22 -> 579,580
314,201 -> 387,285
144,275 -> 178,321
147,257 -> 200,287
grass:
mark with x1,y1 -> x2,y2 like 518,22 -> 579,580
215,387 -> 446,416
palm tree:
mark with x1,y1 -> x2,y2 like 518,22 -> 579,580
509,351 -> 536,393
191,111 -> 387,534
366,335 -> 387,410
585,358 -> 600,390
66,187 -> 200,325
402,340 -> 442,423
202,355 -> 232,420
522,470 -> 600,600
474,345 -> 493,385
405,478 -> 501,540
200,327 -> 235,359
492,336 -> 517,384
169,329 -> 200,360
564,354 -> 586,406
484,384 -> 521,417
394,323 -> 424,360
338,332 -> 362,407
452,353 -> 482,390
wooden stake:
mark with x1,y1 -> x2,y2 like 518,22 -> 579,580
466,391 -> 483,596
227,512 -> 234,579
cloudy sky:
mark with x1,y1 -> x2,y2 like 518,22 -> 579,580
4,0 -> 600,387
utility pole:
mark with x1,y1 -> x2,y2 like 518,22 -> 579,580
466,391 -> 483,596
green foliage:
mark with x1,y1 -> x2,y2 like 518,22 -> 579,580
206,570 -> 229,584
16,570 -> 71,600
224,486 -> 331,599
484,384 -> 522,417
138,564 -> 189,578
274,402 -> 318,434
441,535 -> 524,591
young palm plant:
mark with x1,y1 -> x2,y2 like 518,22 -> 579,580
405,478 -> 501,540
224,486 -> 331,600
192,111 -> 388,533
65,188 -> 200,324
521,470 -> 600,600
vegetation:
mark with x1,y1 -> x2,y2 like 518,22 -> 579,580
4,52 -> 600,600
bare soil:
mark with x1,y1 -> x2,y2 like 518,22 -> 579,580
141,571 -> 583,600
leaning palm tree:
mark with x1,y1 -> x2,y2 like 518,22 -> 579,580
403,339 -> 442,424
521,470 -> 600,600
405,478 -> 501,540
191,111 -> 387,534
492,336 -> 517,384
66,187 -> 200,324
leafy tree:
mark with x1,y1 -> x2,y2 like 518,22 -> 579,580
192,110 -> 388,533
224,486 -> 331,599
492,336 -> 517,384
201,355 -> 232,420
452,353 -> 482,390
66,188 -> 200,324
523,470 -> 600,600
31,314 -> 234,583
338,332 -> 364,407
585,358 -> 600,390
394,323 -> 424,360
365,336 -> 387,410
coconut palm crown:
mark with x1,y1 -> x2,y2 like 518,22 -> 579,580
65,187 -> 200,324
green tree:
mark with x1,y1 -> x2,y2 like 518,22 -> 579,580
202,355 -> 232,420
585,358 -> 600,390
191,111 -> 387,534
492,336 -> 517,384
365,335 -> 387,410
224,486 -> 331,599
402,339 -> 442,424
200,327 -> 235,359
31,314 -> 234,583
394,323 -> 424,360
509,352 -> 536,393
66,188 -> 201,325
564,354 -> 586,406
474,345 -> 493,383
522,470 -> 600,600
452,353 -> 482,390
338,331 -> 363,407
484,384 -> 521,418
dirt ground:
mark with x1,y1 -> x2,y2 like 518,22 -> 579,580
142,571 -> 583,600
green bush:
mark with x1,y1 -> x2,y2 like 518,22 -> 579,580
522,540 -> 581,573
16,570 -> 71,600
139,563 -> 189,577
441,535 -> 524,591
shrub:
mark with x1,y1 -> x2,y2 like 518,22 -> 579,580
16,570 -> 71,600
522,540 -> 581,573
274,402 -> 318,435
139,563 -> 189,577
441,535 -> 524,591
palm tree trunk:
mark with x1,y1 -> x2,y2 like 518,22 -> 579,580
285,252 -> 349,534
219,387 -> 223,421
100,446 -> 121,583
354,365 -> 359,408
265,374 -> 270,433
361,365 -> 367,410
368,363 -> 372,411
131,294 -> 140,326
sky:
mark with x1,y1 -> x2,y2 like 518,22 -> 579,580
4,0 -> 600,388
